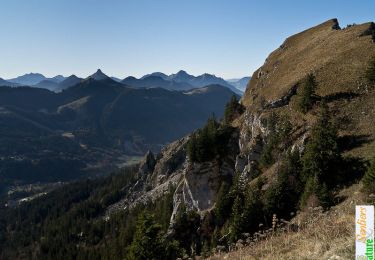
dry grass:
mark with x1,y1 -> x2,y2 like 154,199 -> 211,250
242,19 -> 375,107
208,184 -> 374,260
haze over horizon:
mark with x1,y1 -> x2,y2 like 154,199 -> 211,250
0,0 -> 374,79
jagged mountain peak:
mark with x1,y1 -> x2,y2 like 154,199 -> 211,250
169,70 -> 194,81
87,69 -> 109,81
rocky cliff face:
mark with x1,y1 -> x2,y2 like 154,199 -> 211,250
105,129 -> 240,225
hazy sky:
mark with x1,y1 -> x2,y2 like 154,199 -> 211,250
0,0 -> 374,79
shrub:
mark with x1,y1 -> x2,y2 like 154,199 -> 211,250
362,158 -> 375,193
224,95 -> 245,124
365,57 -> 375,84
259,113 -> 292,168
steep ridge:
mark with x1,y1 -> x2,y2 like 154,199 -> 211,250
98,19 -> 375,257
243,19 -> 375,106
241,19 -> 375,157
123,17 -> 374,212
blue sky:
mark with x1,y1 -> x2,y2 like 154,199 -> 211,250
0,0 -> 374,79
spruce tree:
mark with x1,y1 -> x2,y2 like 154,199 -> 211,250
299,175 -> 331,208
301,102 -> 340,187
241,185 -> 263,232
230,195 -> 243,242
128,213 -> 164,260
299,102 -> 340,209
299,175 -> 320,208
214,181 -> 232,226
187,134 -> 197,162
259,113 -> 278,167
173,205 -> 200,255
297,73 -> 317,113
264,151 -> 302,216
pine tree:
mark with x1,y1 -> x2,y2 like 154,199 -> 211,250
363,158 -> 375,193
297,73 -> 318,113
365,57 -> 375,84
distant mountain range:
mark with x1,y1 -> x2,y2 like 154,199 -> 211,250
0,71 -> 238,185
7,73 -> 66,86
1,70 -> 246,94
122,75 -> 193,91
0,78 -> 19,87
226,77 -> 251,92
